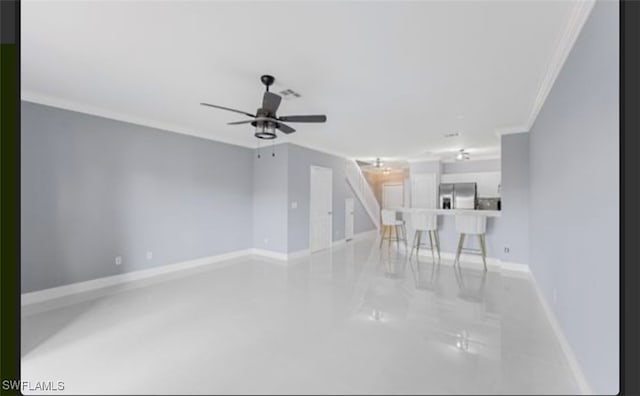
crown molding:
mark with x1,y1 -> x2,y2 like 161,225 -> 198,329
21,90 -> 257,149
407,157 -> 443,164
21,91 -> 358,160
523,0 -> 596,131
283,140 -> 350,161
494,126 -> 530,137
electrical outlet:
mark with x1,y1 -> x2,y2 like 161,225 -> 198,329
146,251 -> 153,260
291,201 -> 298,209
264,238 -> 269,246
115,256 -> 122,265
553,288 -> 558,303
504,247 -> 510,253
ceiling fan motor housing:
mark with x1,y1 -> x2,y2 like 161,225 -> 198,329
260,74 -> 275,91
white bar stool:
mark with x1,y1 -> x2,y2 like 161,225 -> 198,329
454,214 -> 488,271
409,211 -> 440,260
379,209 -> 407,249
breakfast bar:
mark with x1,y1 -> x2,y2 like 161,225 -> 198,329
390,207 -> 503,265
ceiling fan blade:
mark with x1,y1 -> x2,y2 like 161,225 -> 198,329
278,115 -> 327,123
262,91 -> 282,113
228,116 -> 281,126
276,122 -> 296,134
201,103 -> 255,118
227,120 -> 255,125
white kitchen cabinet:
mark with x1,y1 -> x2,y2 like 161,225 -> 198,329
440,172 -> 501,197
411,173 -> 437,208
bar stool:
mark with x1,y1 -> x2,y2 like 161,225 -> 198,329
409,211 -> 440,260
454,214 -> 488,271
380,209 -> 407,249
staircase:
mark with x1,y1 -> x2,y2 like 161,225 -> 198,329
345,159 -> 380,229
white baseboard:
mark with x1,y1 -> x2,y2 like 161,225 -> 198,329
392,245 -> 530,276
23,230 -> 384,306
249,248 -> 289,261
21,249 -> 253,306
257,230 -> 380,262
351,229 -> 378,241
249,248 -> 312,261
527,270 -> 593,395
412,245 -> 589,393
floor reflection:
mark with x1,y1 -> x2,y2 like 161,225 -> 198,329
21,235 -> 581,395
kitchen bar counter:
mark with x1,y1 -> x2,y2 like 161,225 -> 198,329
389,207 -> 503,260
392,207 -> 502,217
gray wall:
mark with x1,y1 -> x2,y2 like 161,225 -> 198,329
528,1 -> 618,393
287,144 -> 375,253
498,133 -> 529,264
441,158 -> 500,174
21,102 -> 254,293
253,144 -> 289,253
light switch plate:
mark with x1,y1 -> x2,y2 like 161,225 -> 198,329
291,201 -> 298,209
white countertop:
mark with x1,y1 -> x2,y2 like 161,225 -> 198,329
391,207 -> 502,217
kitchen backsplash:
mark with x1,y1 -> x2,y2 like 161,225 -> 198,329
477,197 -> 501,210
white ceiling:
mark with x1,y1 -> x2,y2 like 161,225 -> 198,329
21,0 -> 593,160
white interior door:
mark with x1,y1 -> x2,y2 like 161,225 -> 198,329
345,198 -> 354,241
411,173 -> 437,208
382,184 -> 404,209
310,166 -> 333,252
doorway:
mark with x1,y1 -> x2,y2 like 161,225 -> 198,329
345,198 -> 354,241
310,166 -> 333,252
382,183 -> 404,209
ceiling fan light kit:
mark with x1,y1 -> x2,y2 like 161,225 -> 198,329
456,149 -> 470,161
254,122 -> 277,140
200,74 -> 327,143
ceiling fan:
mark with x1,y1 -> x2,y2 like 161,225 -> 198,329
456,149 -> 471,161
357,158 -> 406,174
200,74 -> 327,140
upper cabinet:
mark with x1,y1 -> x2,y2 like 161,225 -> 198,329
440,171 -> 501,197
411,173 -> 438,208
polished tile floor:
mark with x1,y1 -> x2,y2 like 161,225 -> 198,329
21,236 -> 581,394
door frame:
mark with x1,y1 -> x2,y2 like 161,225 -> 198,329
382,183 -> 404,209
345,197 -> 354,241
309,165 -> 333,252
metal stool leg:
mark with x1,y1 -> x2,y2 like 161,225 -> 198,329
478,234 -> 488,271
403,225 -> 408,249
428,231 -> 435,261
379,225 -> 387,248
455,233 -> 465,264
410,231 -> 419,259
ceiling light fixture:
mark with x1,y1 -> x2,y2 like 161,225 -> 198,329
255,121 -> 277,140
457,149 -> 470,161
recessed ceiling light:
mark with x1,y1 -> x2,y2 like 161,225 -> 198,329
444,132 -> 460,138
456,115 -> 465,120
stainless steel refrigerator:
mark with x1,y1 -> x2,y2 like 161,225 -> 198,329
454,183 -> 477,209
439,182 -> 477,209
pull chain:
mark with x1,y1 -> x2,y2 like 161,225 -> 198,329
257,139 -> 261,159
